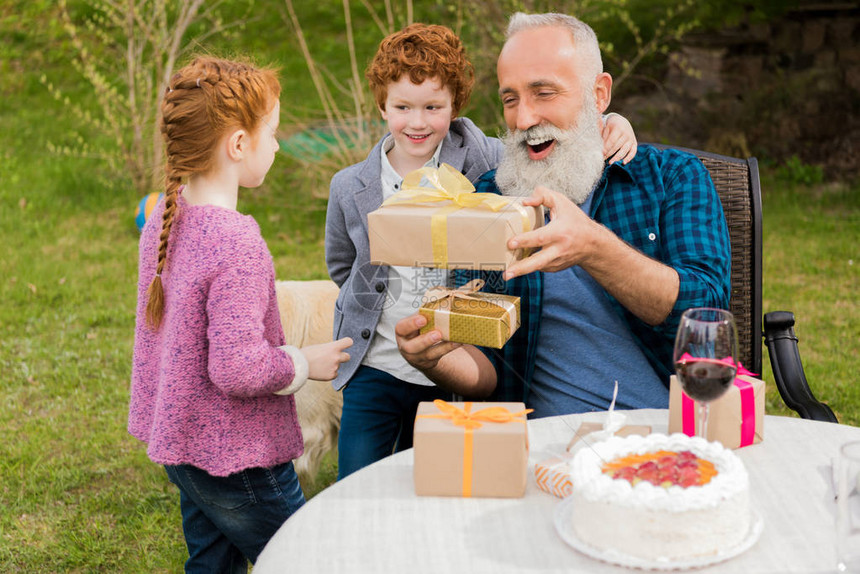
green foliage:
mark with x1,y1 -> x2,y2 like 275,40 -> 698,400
43,0 -> 255,196
435,0 -> 704,129
675,0 -> 798,31
275,0 -> 457,198
775,155 -> 825,186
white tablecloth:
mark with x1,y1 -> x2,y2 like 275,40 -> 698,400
255,409 -> 860,573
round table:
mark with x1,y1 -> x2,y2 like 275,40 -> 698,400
255,409 -> 860,573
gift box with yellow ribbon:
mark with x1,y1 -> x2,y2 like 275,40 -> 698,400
418,280 -> 519,349
368,163 -> 544,270
414,400 -> 531,498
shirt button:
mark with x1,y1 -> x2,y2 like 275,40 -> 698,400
648,232 -> 656,241
361,329 -> 371,339
375,282 -> 385,293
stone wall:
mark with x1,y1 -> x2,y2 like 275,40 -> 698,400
615,2 -> 860,179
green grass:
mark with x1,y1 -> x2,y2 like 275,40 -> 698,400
759,177 -> 860,422
0,2 -> 857,572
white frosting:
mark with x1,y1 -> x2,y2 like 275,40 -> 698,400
570,433 -> 751,561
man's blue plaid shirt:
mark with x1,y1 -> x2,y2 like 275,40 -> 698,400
457,144 -> 731,404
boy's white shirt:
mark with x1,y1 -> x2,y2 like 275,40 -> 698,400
360,135 -> 448,386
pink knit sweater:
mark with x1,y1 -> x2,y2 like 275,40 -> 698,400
129,196 -> 304,477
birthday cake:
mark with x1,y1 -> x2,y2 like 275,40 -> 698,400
569,433 -> 750,562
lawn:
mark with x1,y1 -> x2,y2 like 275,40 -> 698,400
0,1 -> 857,572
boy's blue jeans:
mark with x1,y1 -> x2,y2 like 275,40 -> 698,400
337,365 -> 451,480
164,461 -> 305,573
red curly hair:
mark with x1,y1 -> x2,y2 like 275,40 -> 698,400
366,23 -> 474,116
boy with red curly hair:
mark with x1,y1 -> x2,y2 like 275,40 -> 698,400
325,23 -> 637,478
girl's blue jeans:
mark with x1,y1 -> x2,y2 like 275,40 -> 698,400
337,365 -> 451,480
164,461 -> 305,573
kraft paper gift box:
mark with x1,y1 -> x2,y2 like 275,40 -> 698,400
534,422 -> 651,499
668,372 -> 765,449
417,280 -> 519,349
368,163 -> 544,270
413,400 -> 531,498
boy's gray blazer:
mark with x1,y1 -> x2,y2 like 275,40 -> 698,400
325,117 -> 503,391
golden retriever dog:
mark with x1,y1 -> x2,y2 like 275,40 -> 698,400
275,279 -> 342,486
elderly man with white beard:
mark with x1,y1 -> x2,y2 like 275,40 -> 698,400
394,12 -> 731,417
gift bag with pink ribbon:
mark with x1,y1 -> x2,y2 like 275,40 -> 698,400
418,280 -> 519,349
668,362 -> 765,449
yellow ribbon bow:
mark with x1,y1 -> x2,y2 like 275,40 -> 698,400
419,399 -> 533,496
381,164 -> 532,268
422,279 -> 518,340
425,399 -> 533,428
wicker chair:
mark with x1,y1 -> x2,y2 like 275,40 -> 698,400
651,144 -> 838,423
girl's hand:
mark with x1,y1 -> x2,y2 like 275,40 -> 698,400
602,112 -> 638,165
301,337 -> 353,381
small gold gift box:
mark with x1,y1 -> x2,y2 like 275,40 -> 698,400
418,280 -> 519,349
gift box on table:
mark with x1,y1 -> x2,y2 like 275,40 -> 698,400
368,163 -> 544,270
534,422 -> 651,499
414,400 -> 531,498
418,280 -> 519,349
668,371 -> 765,449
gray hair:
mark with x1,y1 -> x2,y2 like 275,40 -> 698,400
506,12 -> 603,80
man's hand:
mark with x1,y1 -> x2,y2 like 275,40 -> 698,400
395,313 -> 496,398
504,186 -> 603,280
394,313 -> 461,372
504,185 -> 679,326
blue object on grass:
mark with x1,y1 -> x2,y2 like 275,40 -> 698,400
135,192 -> 163,232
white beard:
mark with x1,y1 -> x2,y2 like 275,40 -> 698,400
495,104 -> 605,206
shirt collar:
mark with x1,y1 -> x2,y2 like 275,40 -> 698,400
379,136 -> 400,194
606,158 -> 638,185
587,160 -> 636,217
380,135 -> 443,192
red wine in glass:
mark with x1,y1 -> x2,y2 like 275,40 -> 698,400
675,357 -> 736,402
673,308 -> 739,440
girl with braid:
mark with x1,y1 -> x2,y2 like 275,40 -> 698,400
129,56 -> 352,572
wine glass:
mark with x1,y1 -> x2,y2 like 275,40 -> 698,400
673,308 -> 739,440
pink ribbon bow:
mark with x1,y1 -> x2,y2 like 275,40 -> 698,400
679,355 -> 758,447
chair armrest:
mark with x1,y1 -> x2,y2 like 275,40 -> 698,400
763,311 -> 838,423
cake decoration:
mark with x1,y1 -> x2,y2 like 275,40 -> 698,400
602,449 -> 717,488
